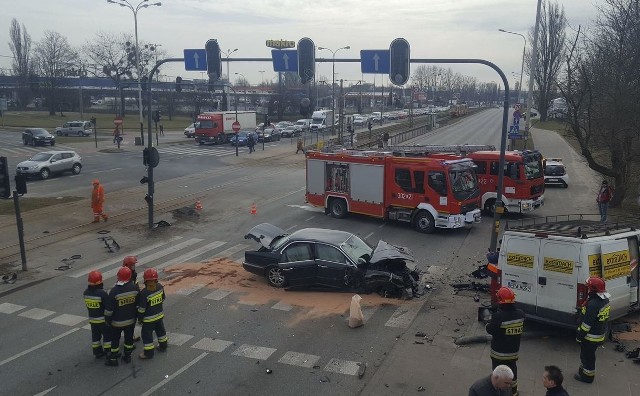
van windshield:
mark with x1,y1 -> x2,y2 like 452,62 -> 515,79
197,120 -> 215,129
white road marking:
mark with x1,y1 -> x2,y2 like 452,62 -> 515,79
90,168 -> 122,174
384,300 -> 427,328
203,289 -> 232,301
82,324 -> 91,330
69,237 -> 183,278
165,332 -> 194,346
18,308 -> 55,320
33,386 -> 57,396
364,231 -> 374,240
174,284 -> 205,296
271,301 -> 293,311
286,204 -> 324,212
278,351 -> 320,368
0,302 -> 26,314
0,328 -> 80,366
211,243 -> 247,259
139,352 -> 208,396
323,358 -> 361,376
284,225 -> 297,232
157,241 -> 227,270
304,216 -> 315,222
191,338 -> 233,353
232,344 -> 277,360
49,314 -> 86,327
378,223 -> 386,228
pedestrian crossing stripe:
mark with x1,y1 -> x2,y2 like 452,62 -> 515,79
0,144 -> 76,156
157,146 -> 236,157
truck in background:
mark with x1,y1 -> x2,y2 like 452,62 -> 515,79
305,149 -> 482,233
195,111 -> 257,145
310,110 -> 333,132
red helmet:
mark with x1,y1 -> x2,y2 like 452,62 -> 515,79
88,270 -> 103,286
586,277 -> 606,293
143,268 -> 159,282
122,256 -> 138,268
496,287 -> 516,304
117,266 -> 132,283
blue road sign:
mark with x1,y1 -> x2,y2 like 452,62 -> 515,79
272,50 -> 298,72
360,50 -> 390,74
183,49 -> 207,71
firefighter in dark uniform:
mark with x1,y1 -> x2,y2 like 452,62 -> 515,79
83,270 -> 111,358
122,255 -> 142,342
104,266 -> 139,366
575,276 -> 610,383
486,286 -> 525,396
137,268 -> 169,359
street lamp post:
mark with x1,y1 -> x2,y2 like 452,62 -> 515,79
235,72 -> 247,110
318,45 -> 350,136
258,70 -> 265,84
108,0 -> 161,147
498,29 -> 526,104
222,48 -> 238,111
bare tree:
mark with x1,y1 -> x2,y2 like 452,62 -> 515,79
529,0 -> 567,121
32,31 -> 76,115
8,18 -> 33,109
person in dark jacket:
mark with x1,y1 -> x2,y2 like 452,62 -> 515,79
486,287 -> 525,396
468,365 -> 514,396
575,277 -> 610,383
543,365 -> 569,395
104,266 -> 139,366
247,133 -> 255,153
83,270 -> 110,358
137,268 -> 168,359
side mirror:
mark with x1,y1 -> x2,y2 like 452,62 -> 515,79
357,257 -> 367,267
50,159 -> 57,163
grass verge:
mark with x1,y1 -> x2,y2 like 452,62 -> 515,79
0,196 -> 84,216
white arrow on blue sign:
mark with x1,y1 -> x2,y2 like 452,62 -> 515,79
360,50 -> 390,74
183,49 -> 207,71
272,50 -> 298,72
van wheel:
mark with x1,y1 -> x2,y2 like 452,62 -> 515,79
484,199 -> 496,217
329,198 -> 348,219
413,211 -> 435,234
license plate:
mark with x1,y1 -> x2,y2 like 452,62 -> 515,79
507,281 -> 532,293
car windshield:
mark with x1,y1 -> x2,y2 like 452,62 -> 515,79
339,234 -> 373,263
32,129 -> 49,136
271,235 -> 290,251
524,159 -> 544,180
29,153 -> 53,161
197,120 -> 214,129
449,168 -> 478,193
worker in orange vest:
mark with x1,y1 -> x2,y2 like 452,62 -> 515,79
91,179 -> 108,223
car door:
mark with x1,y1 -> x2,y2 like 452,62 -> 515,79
315,243 -> 356,289
278,242 -> 317,287
60,152 -> 74,172
49,153 -> 65,173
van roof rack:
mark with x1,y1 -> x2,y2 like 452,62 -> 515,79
505,214 -> 638,239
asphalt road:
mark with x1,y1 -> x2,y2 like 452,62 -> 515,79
0,109 -> 603,396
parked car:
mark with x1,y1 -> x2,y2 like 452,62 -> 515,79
274,121 -> 293,132
543,158 -> 569,188
16,150 -> 82,180
281,125 -> 302,138
230,130 -> 259,146
242,223 -> 421,298
255,122 -> 276,132
22,128 -> 56,146
184,122 -> 199,138
55,121 -> 93,137
257,128 -> 281,142
353,116 -> 368,126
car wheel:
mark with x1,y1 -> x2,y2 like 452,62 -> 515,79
56,131 -> 62,136
483,199 -> 496,217
77,131 -> 83,136
265,266 -> 286,288
413,210 -> 435,234
71,163 -> 82,175
50,142 -> 55,146
40,168 -> 50,180
329,198 -> 348,219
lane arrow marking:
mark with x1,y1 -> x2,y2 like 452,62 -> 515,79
373,53 -> 380,71
193,52 -> 200,69
283,53 -> 290,69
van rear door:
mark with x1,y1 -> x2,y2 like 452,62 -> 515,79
600,240 -> 632,320
500,236 -> 539,316
536,241 -> 580,325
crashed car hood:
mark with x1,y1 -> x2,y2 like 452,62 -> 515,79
244,223 -> 287,249
369,240 -> 414,264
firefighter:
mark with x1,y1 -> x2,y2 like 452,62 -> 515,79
91,179 -> 108,223
122,255 -> 142,342
104,266 -> 139,366
137,268 -> 168,359
575,276 -> 610,383
83,270 -> 111,358
486,286 -> 525,396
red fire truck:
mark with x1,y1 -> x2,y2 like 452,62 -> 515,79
305,149 -> 482,233
194,111 -> 257,145
391,145 -> 545,215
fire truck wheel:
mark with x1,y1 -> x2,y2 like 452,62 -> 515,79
483,199 -> 496,217
413,211 -> 435,234
329,198 -> 348,219
265,266 -> 286,288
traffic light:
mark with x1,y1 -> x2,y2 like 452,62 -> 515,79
205,39 -> 222,81
0,157 -> 11,199
389,38 -> 410,86
175,76 -> 182,92
297,37 -> 315,84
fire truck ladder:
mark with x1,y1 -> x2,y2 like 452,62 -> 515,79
389,144 -> 496,156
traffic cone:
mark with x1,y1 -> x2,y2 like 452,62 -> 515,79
195,199 -> 203,211
250,203 -> 257,215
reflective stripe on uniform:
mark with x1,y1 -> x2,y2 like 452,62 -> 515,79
584,333 -> 606,343
89,317 -> 105,324
158,335 -> 168,343
144,342 -> 155,351
111,318 -> 136,327
490,349 -> 519,360
500,318 -> 524,335
581,366 -> 596,377
143,312 -> 165,323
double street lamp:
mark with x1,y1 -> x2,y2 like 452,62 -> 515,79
235,72 -> 247,110
108,0 -> 161,146
223,48 -> 238,111
498,29 -> 526,104
318,45 -> 350,134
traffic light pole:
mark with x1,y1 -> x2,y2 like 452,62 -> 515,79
13,191 -> 27,271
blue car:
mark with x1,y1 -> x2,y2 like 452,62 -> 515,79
230,130 -> 258,146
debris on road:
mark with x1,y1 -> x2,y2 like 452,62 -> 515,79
2,272 -> 17,284
100,236 -> 120,253
451,282 -> 490,293
319,376 -> 330,383
357,362 -> 367,378
348,294 -> 365,328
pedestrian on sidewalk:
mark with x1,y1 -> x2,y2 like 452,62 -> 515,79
543,365 -> 569,395
382,131 -> 390,148
296,138 -> 305,154
575,277 -> 610,384
468,365 -> 514,396
247,133 -> 255,153
596,180 -> 614,222
159,123 -> 164,136
486,287 -> 525,396
104,267 -> 139,366
113,125 -> 122,145
137,268 -> 168,360
83,271 -> 111,359
91,179 -> 108,223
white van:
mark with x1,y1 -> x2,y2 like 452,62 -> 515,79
295,119 -> 312,131
495,215 -> 640,328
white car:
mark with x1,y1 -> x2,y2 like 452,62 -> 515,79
55,121 -> 93,137
16,150 -> 83,180
184,122 -> 199,138
544,158 -> 569,188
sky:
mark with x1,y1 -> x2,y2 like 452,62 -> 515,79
1,0 -> 600,89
